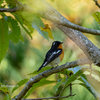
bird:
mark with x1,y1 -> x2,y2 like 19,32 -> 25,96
38,41 -> 64,71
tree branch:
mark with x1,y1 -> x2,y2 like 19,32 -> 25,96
1,0 -> 100,36
93,0 -> 100,8
0,0 -> 100,37
0,7 -> 20,12
59,85 -> 67,96
56,24 -> 100,65
14,0 -> 100,65
61,20 -> 100,36
70,83 -> 72,95
12,58 -> 91,100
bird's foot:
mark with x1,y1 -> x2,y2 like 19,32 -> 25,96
56,64 -> 59,67
51,66 -> 54,69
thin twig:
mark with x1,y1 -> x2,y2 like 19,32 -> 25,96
0,0 -> 23,12
20,85 -> 76,100
59,84 -> 70,96
70,83 -> 72,95
21,94 -> 76,100
59,85 -> 66,96
21,82 -> 75,100
93,0 -> 100,8
0,7 -> 20,12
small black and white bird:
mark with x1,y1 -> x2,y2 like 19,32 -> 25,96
38,41 -> 64,71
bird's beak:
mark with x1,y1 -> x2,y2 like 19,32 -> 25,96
61,42 -> 63,44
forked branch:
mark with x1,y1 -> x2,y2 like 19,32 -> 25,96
12,58 -> 91,100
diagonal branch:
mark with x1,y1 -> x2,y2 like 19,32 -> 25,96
13,0 -> 100,65
93,0 -> 100,8
1,1 -> 100,36
12,58 -> 91,100
0,0 -> 100,36
61,20 -> 100,36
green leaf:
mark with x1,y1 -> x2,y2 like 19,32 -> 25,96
79,83 -> 97,100
24,78 -> 55,98
12,79 -> 28,93
65,70 -> 83,87
0,18 -> 9,62
59,69 -> 73,76
32,16 -> 49,40
21,12 -> 34,23
53,77 -> 65,93
3,94 -> 11,100
0,83 -> 9,94
0,0 -> 3,4
14,15 -> 33,39
5,0 -> 16,7
92,11 -> 100,25
7,16 -> 23,43
28,66 -> 52,75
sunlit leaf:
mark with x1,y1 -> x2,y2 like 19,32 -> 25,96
12,79 -> 28,93
85,75 -> 100,98
32,16 -> 49,40
40,24 -> 54,39
3,94 -> 11,100
65,70 -> 83,87
78,74 -> 87,83
92,11 -> 100,25
0,18 -> 9,62
53,77 -> 65,93
78,74 -> 99,100
79,83 -> 97,100
0,83 -> 9,94
24,78 -> 55,98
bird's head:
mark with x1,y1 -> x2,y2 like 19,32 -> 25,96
51,41 -> 63,49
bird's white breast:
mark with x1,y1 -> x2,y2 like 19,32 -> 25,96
49,57 -> 61,67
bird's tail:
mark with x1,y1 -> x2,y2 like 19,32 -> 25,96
37,65 -> 44,72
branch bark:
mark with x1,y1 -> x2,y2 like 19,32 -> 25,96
0,7 -> 20,12
93,0 -> 100,8
12,58 -> 91,100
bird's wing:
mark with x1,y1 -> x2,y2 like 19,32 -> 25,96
43,49 -> 62,67
37,49 -> 62,71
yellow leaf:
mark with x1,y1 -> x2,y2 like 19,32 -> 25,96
40,24 -> 54,39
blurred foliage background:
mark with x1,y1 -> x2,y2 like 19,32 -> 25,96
0,0 -> 100,99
